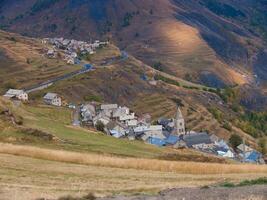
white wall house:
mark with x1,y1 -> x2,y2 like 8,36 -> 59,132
113,106 -> 130,118
43,93 -> 62,106
101,104 -> 118,110
4,89 -> 28,101
145,125 -> 165,139
119,113 -> 135,122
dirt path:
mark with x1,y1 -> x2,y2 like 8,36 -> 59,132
99,185 -> 267,200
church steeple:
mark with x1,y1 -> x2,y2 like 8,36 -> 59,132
176,107 -> 183,119
175,107 -> 185,135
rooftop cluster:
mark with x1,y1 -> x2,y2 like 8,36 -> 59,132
80,102 -> 265,164
42,37 -> 109,64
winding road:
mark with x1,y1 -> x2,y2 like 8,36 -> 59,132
24,51 -> 128,94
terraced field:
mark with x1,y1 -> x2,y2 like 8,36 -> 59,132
0,31 -> 82,94
125,19 -> 246,86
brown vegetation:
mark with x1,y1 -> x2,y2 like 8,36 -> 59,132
0,143 -> 266,175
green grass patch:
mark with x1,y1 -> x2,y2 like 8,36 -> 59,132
155,74 -> 181,87
84,94 -> 102,102
18,104 -> 169,158
220,182 -> 235,188
220,177 -> 267,188
238,177 -> 267,187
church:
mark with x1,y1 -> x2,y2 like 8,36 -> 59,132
175,107 -> 185,135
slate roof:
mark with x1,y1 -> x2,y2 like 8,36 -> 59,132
44,93 -> 58,100
109,130 -> 124,138
214,146 -> 228,153
164,134 -> 179,145
147,137 -> 166,147
5,89 -> 25,97
84,64 -> 92,70
183,132 -> 212,147
245,151 -> 262,163
101,104 -> 118,110
158,118 -> 171,127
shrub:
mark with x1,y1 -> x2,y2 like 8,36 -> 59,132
4,80 -> 18,89
229,134 -> 242,149
122,12 -> 133,27
208,107 -> 223,122
31,0 -> 59,13
238,177 -> 267,186
95,121 -> 105,132
222,122 -> 232,131
185,73 -> 193,82
258,138 -> 267,155
57,193 -> 96,200
155,74 -> 180,87
83,95 -> 102,102
8,37 -> 17,42
201,0 -> 245,18
153,62 -> 164,71
220,182 -> 235,188
135,32 -> 139,37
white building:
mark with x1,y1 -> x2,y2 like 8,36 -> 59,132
43,93 -> 62,106
127,119 -> 138,127
93,114 -> 110,126
113,106 -> 130,118
134,125 -> 164,139
101,104 -> 118,110
4,89 -> 28,101
145,125 -> 164,139
218,150 -> 235,158
119,113 -> 135,122
81,104 -> 96,122
47,49 -> 56,58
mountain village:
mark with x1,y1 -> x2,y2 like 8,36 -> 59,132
42,37 -> 109,64
1,33 -> 265,164
2,88 -> 265,164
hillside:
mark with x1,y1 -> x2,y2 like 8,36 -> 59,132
2,96 -> 266,199
0,97 -> 266,199
0,30 -> 265,151
0,30 -> 81,94
1,0 -> 267,89
0,2 -> 267,199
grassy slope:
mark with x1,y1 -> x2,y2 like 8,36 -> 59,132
0,98 -> 225,162
7,104 -> 169,158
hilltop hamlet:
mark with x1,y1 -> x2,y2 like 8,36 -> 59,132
42,37 -> 109,64
80,102 -> 265,164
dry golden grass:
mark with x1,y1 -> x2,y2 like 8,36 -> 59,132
1,153 -> 265,200
0,143 -> 266,175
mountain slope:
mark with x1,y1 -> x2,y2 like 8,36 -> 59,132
1,0 -> 267,88
0,29 -> 264,146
